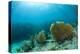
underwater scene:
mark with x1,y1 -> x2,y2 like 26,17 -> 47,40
9,1 -> 78,53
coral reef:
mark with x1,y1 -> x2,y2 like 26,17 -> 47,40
11,21 -> 77,53
36,30 -> 46,44
50,21 -> 73,43
30,35 -> 35,48
16,48 -> 23,52
65,24 -> 73,40
16,40 -> 33,52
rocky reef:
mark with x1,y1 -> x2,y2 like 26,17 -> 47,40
11,21 -> 78,53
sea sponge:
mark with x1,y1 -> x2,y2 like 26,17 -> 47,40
50,21 -> 73,43
36,30 -> 46,44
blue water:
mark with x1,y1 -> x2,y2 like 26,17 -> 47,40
10,1 -> 78,44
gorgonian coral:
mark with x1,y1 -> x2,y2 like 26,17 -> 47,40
50,21 -> 73,43
36,30 -> 46,44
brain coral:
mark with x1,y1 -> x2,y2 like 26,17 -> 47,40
50,21 -> 73,43
36,30 -> 46,44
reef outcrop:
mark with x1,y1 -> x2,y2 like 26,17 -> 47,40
36,30 -> 46,44
50,21 -> 73,43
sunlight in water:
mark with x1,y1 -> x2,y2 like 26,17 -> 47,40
19,2 -> 50,10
